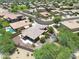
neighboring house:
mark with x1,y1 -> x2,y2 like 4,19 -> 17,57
39,11 -> 51,18
50,10 -> 61,15
0,11 -> 23,22
24,9 -> 37,14
45,4 -> 56,10
29,4 -> 36,9
4,13 -> 23,22
10,20 -> 32,30
60,6 -> 74,10
61,19 -> 79,32
37,7 -> 46,12
62,14 -> 79,20
71,10 -> 79,14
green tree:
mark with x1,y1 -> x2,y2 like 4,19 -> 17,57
68,2 -> 73,6
58,27 -> 79,50
47,26 -> 54,33
0,24 -> 3,28
43,32 -> 49,39
53,2 -> 60,8
53,15 -> 61,24
34,43 -> 72,59
56,47 -> 72,59
17,5 -> 28,11
10,5 -> 18,12
34,43 -> 61,59
40,36 -> 46,43
2,21 -> 9,27
0,29 -> 16,54
10,4 -> 29,12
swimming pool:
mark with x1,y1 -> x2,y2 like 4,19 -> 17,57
5,27 -> 16,34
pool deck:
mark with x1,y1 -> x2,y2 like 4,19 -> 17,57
5,27 -> 16,34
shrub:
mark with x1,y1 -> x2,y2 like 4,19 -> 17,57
47,26 -> 54,33
43,32 -> 49,39
2,21 -> 9,27
40,37 -> 46,43
53,15 -> 61,24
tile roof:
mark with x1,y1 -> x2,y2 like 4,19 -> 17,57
22,24 -> 47,40
10,20 -> 31,29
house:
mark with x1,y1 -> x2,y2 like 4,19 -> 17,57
34,3 -> 46,7
71,10 -> 79,14
29,4 -> 36,9
61,19 -> 79,32
12,24 -> 47,51
60,6 -> 74,10
62,14 -> 79,20
37,7 -> 46,12
10,20 -> 32,30
0,11 -> 23,22
3,13 -> 23,22
39,11 -> 51,18
24,9 -> 37,14
45,4 -> 56,10
21,24 -> 47,42
50,10 -> 61,15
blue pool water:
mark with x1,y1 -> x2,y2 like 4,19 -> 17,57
5,27 -> 16,34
